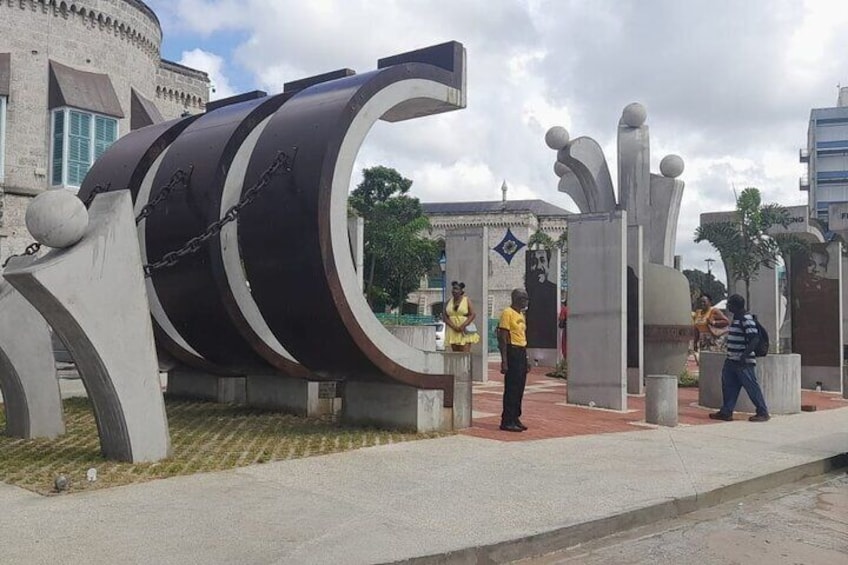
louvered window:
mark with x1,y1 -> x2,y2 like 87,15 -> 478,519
50,108 -> 117,188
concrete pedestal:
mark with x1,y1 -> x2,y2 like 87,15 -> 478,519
444,352 -> 472,429
699,352 -> 801,414
167,370 -> 246,405
342,381 -> 445,432
645,374 -> 678,427
246,374 -> 339,417
387,325 -> 436,352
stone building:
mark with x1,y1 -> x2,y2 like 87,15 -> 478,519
407,196 -> 571,318
0,0 -> 209,260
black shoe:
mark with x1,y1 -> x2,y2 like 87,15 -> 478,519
749,414 -> 770,422
515,419 -> 528,431
709,412 -> 733,421
499,423 -> 523,432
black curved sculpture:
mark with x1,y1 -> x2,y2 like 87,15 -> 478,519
79,41 -> 466,405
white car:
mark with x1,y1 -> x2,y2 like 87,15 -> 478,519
435,322 -> 446,351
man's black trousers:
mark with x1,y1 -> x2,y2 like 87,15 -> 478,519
502,345 -> 527,425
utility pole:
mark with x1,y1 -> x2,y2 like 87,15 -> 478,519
705,258 -> 715,277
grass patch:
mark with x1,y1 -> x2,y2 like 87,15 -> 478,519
546,359 -> 567,380
0,397 -> 446,495
679,368 -> 699,388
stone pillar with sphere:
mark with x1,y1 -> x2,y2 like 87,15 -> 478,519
3,189 -> 171,462
545,103 -> 690,410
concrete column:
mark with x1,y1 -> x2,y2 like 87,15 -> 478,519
565,210 -> 628,410
645,374 -> 678,427
0,272 -> 64,439
748,265 -> 780,353
445,227 -> 488,382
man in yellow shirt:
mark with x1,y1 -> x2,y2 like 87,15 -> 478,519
498,288 -> 530,432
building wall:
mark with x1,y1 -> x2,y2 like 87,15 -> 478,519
407,210 -> 567,319
804,102 -> 848,223
156,60 -> 208,119
0,0 -> 208,259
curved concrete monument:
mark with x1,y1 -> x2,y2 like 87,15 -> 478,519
0,265 -> 64,439
4,191 -> 170,462
75,42 -> 468,427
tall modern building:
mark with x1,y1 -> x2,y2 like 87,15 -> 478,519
800,86 -> 848,224
0,0 -> 210,260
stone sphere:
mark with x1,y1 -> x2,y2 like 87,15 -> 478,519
659,154 -> 685,178
621,102 -> 647,127
545,126 -> 570,150
554,161 -> 569,177
26,190 -> 89,248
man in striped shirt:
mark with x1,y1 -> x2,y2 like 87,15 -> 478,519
709,294 -> 770,422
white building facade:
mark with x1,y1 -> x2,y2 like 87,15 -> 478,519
0,0 -> 209,260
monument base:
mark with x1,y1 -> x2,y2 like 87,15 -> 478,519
699,352 -> 801,414
801,366 -> 842,394
342,381 -> 446,432
527,348 -> 558,369
167,370 -> 247,405
246,374 -> 339,417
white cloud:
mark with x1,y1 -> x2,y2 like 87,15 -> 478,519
177,48 -> 236,100
156,0 -> 848,287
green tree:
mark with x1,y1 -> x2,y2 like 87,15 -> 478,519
683,268 -> 727,309
694,187 -> 805,305
349,166 -> 438,311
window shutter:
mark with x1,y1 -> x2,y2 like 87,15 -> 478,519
67,111 -> 91,187
51,110 -> 64,185
94,115 -> 117,160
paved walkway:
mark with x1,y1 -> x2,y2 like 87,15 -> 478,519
464,362 -> 846,441
0,367 -> 846,564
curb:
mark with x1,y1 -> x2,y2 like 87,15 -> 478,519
393,452 -> 848,565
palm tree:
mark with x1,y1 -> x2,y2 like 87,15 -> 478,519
694,187 -> 806,305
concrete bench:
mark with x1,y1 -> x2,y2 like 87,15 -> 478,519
698,351 -> 801,414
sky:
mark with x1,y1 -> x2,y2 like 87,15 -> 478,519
144,0 -> 848,285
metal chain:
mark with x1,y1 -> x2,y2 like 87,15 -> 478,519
2,182 -> 111,268
143,148 -> 297,278
135,166 -> 194,224
80,183 -> 111,208
2,242 -> 43,268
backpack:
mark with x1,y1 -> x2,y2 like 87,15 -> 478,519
749,314 -> 769,357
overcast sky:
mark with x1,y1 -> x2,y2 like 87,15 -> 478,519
145,0 -> 848,285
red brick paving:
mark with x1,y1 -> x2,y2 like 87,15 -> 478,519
460,360 -> 848,442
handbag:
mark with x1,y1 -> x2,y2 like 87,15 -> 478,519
465,322 -> 478,334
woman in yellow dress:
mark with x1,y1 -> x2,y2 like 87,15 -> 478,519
442,281 -> 481,352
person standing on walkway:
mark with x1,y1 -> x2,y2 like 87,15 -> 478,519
442,281 -> 480,352
498,288 -> 530,432
709,294 -> 770,422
